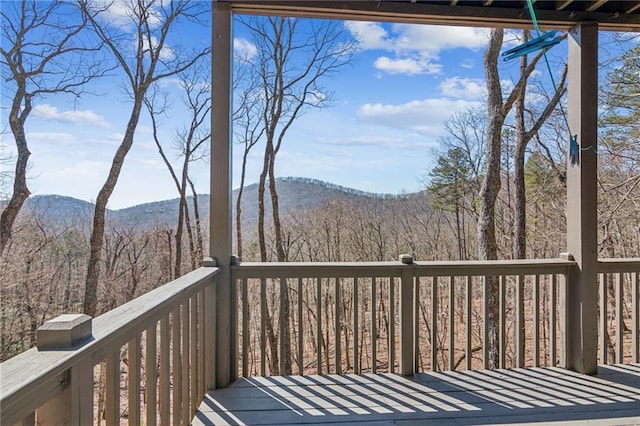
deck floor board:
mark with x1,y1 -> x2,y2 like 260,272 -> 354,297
193,364 -> 640,425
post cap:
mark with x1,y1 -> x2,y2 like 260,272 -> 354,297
399,254 -> 414,264
559,252 -> 575,261
37,314 -> 92,350
202,257 -> 218,267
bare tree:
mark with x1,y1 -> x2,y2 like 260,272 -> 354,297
513,31 -> 568,259
238,16 -> 355,374
79,0 -> 210,317
145,59 -> 210,277
480,28 -> 555,368
233,54 -> 264,260
0,0 -> 106,254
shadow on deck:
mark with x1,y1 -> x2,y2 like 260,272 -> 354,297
193,364 -> 640,425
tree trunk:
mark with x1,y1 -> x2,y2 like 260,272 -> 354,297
1,88 -> 31,254
479,28 -> 504,369
84,98 -> 144,317
188,177 -> 204,261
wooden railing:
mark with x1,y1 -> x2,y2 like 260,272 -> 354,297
597,258 -> 640,365
0,264 -> 219,426
232,257 -> 575,378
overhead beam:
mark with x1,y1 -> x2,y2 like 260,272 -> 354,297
222,1 -> 640,32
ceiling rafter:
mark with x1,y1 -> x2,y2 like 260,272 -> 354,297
555,1 -> 574,11
586,1 -> 608,12
624,2 -> 640,14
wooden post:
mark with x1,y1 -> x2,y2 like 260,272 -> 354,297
35,314 -> 93,426
558,252 -> 574,369
211,1 -> 234,388
566,21 -> 598,374
399,254 -> 414,375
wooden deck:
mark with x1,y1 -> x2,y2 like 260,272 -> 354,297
193,364 -> 640,425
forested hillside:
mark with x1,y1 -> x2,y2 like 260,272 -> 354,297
1,1 -> 638,369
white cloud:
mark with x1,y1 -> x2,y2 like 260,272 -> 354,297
357,97 -> 481,136
460,58 -> 475,69
98,0 -> 162,29
141,35 -> 175,61
344,21 -> 390,50
25,132 -> 77,144
439,77 -> 485,100
317,135 -> 429,150
374,56 -> 441,75
389,24 -> 489,53
32,104 -> 111,128
234,37 -> 257,61
346,21 -> 489,76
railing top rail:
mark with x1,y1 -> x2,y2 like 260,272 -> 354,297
0,266 -> 219,425
597,258 -> 640,273
232,258 -> 575,279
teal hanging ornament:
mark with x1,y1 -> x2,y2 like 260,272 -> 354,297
569,135 -> 579,166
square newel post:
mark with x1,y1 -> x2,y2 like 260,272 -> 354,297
212,1 -> 234,388
35,314 -> 93,426
566,22 -> 598,374
399,254 -> 415,375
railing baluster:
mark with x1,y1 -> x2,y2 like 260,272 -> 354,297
190,296 -> 198,417
16,413 -> 35,426
550,274 -> 557,367
616,273 -> 623,364
181,302 -> 190,425
559,270 -> 570,368
354,277 -> 360,374
414,276 -> 420,372
448,276 -> 454,371
297,277 -> 303,376
633,272 -> 639,363
399,262 -> 413,376
279,277 -> 286,375
533,275 -> 540,367
599,273 -> 607,364
516,275 -> 524,367
242,278 -> 249,378
372,277 -> 377,373
197,289 -> 205,398
335,277 -> 341,374
389,275 -> 396,373
204,276 -> 216,389
499,275 -> 505,369
105,351 -> 120,425
146,324 -> 157,426
261,278 -> 267,377
159,317 -> 170,425
431,275 -> 438,371
172,308 -> 182,425
316,277 -> 322,375
128,336 -> 141,425
483,275 -> 489,370
466,276 -> 472,370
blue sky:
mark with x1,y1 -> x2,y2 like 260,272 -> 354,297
2,3 -> 625,209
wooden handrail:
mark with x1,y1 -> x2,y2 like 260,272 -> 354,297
0,265 -> 219,426
597,258 -> 640,273
233,258 -> 575,278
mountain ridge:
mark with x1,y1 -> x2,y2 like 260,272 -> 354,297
20,177 -> 422,230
